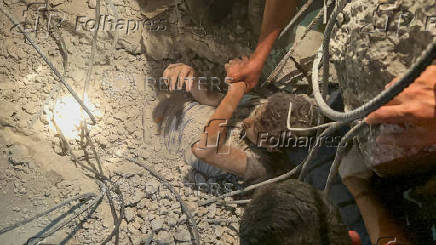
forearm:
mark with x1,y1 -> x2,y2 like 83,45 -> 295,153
192,82 -> 247,175
254,0 -> 298,63
343,177 -> 412,245
199,82 -> 246,145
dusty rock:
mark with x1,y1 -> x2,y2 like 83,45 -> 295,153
125,207 -> 136,222
141,31 -> 175,60
174,227 -> 191,242
126,191 -> 145,206
140,222 -> 150,234
167,216 -> 177,227
128,222 -> 139,234
214,226 -> 226,237
207,203 -> 217,218
151,217 -> 164,231
130,235 -> 143,245
132,217 -> 143,229
145,180 -> 160,195
156,230 -> 173,244
87,0 -> 96,9
8,145 -> 32,166
140,0 -> 173,19
330,0 -> 436,110
22,101 -> 39,114
330,0 -> 436,168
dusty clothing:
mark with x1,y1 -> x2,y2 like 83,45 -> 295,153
179,102 -> 225,177
173,93 -> 317,182
167,99 -> 275,180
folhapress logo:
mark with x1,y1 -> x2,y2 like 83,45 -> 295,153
11,3 -> 65,39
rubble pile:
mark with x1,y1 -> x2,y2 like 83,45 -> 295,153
0,0 -> 251,244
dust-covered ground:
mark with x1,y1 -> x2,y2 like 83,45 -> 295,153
0,0 -> 259,244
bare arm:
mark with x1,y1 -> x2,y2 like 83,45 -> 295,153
256,0 -> 298,64
192,82 -> 248,176
343,177 -> 412,245
226,0 -> 298,91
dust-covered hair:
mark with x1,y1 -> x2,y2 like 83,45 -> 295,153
253,93 -> 318,138
240,179 -> 351,245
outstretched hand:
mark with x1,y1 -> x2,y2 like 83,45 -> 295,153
163,63 -> 196,91
365,66 -> 436,146
225,55 -> 264,92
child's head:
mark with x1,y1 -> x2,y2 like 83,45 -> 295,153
240,179 -> 352,245
242,93 -> 318,149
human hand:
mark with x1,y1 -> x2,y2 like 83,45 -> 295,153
225,55 -> 264,92
365,66 -> 436,146
163,63 -> 196,92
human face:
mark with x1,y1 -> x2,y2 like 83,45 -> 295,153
243,116 -> 258,145
242,106 -> 273,149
